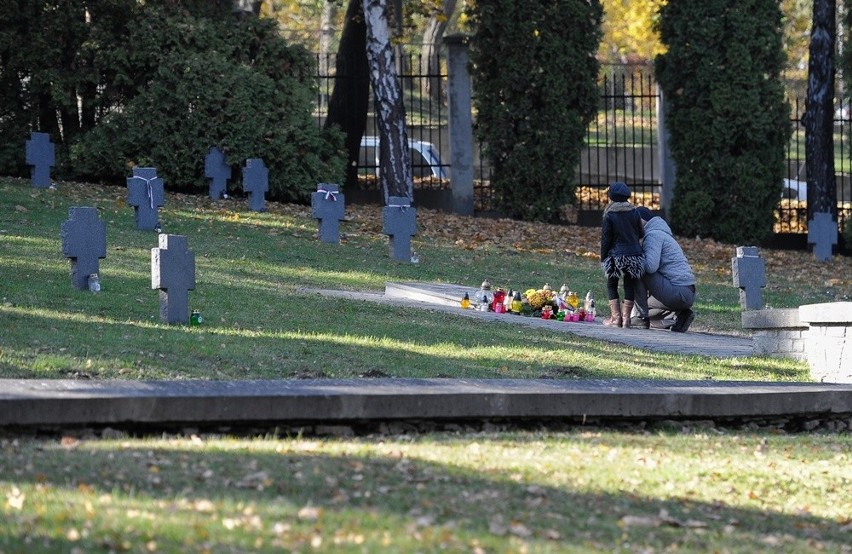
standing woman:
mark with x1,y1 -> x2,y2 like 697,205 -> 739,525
600,182 -> 645,328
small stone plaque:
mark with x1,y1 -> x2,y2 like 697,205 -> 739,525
127,167 -> 165,231
242,158 -> 268,212
151,234 -> 196,324
311,183 -> 345,244
61,207 -> 107,290
807,212 -> 838,262
205,147 -> 231,200
25,132 -> 55,189
732,246 -> 766,310
382,196 -> 417,262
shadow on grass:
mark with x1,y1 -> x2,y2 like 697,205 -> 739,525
0,437 -> 847,552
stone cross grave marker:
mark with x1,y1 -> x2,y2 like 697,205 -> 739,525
242,158 -> 268,212
731,246 -> 766,310
151,234 -> 196,324
205,146 -> 231,200
25,132 -> 55,188
808,211 -> 838,262
60,207 -> 107,290
127,167 -> 164,231
383,196 -> 417,262
311,183 -> 345,244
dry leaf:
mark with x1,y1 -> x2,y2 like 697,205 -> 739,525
297,505 -> 322,521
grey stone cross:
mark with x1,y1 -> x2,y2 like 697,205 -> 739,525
205,147 -> 231,200
731,246 -> 766,310
311,183 -> 345,244
127,167 -> 165,231
151,234 -> 196,324
808,212 -> 838,262
382,196 -> 417,262
25,132 -> 55,189
242,158 -> 268,212
60,207 -> 107,290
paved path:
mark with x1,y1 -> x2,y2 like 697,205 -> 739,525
301,282 -> 755,359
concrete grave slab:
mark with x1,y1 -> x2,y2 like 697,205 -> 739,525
312,183 -> 345,244
25,132 -> 55,188
303,283 -> 756,358
127,167 -> 165,231
151,234 -> 196,324
60,207 -> 107,290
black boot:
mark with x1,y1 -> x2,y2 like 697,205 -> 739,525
671,309 -> 695,333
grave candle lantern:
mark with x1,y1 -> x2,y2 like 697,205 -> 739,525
492,288 -> 506,313
474,280 -> 493,311
510,291 -> 523,314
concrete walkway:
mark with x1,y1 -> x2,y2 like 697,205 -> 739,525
2,282 -> 850,431
310,282 -> 755,358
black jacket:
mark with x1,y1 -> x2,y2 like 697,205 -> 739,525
600,203 -> 644,260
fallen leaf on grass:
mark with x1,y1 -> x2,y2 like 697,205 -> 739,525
297,505 -> 322,521
620,510 -> 708,529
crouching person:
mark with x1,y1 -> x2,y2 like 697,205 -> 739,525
632,207 -> 696,332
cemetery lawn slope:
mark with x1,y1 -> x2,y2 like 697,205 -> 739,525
0,178 -> 837,381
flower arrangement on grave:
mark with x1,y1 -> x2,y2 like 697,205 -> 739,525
523,284 -> 559,318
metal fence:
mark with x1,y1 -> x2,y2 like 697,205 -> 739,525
313,52 -> 450,191
313,54 -> 849,245
778,98 -> 851,242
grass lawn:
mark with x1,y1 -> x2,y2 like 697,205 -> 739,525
1,176 -> 850,552
0,177 -> 827,381
1,430 -> 850,553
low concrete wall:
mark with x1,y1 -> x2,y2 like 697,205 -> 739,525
741,309 -> 808,361
742,303 -> 852,383
800,302 -> 852,384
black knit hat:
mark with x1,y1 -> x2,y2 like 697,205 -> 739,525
635,206 -> 654,221
608,181 -> 631,202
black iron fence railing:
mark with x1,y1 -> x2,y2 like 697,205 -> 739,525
313,52 -> 449,191
313,53 -> 849,245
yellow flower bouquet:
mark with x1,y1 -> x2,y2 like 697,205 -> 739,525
523,285 -> 558,317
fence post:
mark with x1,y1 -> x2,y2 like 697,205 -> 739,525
444,34 -> 474,216
656,86 -> 676,216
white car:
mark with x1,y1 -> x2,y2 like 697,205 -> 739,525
359,136 -> 447,179
782,178 -> 807,201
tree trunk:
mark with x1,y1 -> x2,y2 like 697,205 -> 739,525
363,0 -> 412,202
323,0 -> 370,191
319,1 -> 336,78
804,0 -> 838,219
317,0 -> 337,113
420,0 -> 457,103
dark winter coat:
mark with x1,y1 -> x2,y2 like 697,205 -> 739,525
600,202 -> 644,261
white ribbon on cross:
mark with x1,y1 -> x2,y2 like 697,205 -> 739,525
317,188 -> 337,201
132,174 -> 159,209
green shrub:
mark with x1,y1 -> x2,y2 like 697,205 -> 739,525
468,0 -> 602,223
1,3 -> 343,202
69,11 -> 342,201
654,0 -> 790,245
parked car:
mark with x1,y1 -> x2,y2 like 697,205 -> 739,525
359,136 -> 448,180
782,178 -> 807,201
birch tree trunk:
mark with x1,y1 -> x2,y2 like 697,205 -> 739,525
804,0 -> 838,219
363,0 -> 413,202
420,0 -> 457,103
